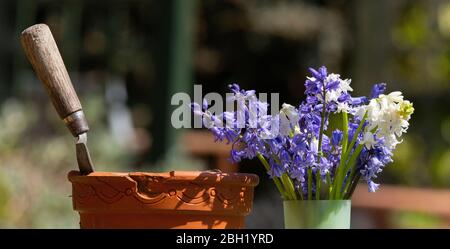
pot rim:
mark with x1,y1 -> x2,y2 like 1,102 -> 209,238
68,170 -> 259,186
283,200 -> 351,203
68,170 -> 259,216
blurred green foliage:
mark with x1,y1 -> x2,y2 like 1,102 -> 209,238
387,0 -> 450,190
0,96 -> 132,227
390,211 -> 447,228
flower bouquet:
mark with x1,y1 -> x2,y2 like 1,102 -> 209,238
191,66 -> 414,228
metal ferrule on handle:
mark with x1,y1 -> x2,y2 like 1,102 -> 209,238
64,110 -> 89,137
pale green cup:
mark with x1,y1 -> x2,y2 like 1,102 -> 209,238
283,200 -> 351,229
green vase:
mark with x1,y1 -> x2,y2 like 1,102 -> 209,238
283,200 -> 351,229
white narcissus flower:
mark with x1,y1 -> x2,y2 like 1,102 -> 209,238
339,78 -> 353,92
325,74 -> 353,92
337,102 -> 350,113
385,91 -> 404,102
354,105 -> 367,120
361,131 -> 377,149
317,74 -> 353,104
280,103 -> 299,122
279,103 -> 300,136
363,91 -> 414,149
325,90 -> 340,103
366,99 -> 382,131
326,73 -> 340,80
384,133 -> 402,149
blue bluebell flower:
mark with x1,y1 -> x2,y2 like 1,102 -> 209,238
370,83 -> 387,99
351,96 -> 368,105
331,130 -> 343,147
268,158 -> 284,178
191,66 -> 411,199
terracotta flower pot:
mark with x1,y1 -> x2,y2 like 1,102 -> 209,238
68,170 -> 259,229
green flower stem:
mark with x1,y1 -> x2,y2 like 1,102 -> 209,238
317,88 -> 327,159
307,168 -> 313,200
298,186 -> 304,200
344,173 -> 361,199
317,118 -> 326,157
256,153 -> 289,200
343,113 -> 367,162
342,166 -> 359,199
281,173 -> 298,200
314,88 -> 327,200
337,144 -> 363,199
329,111 -> 348,200
342,111 -> 349,154
326,171 -> 332,199
344,144 -> 364,176
342,166 -> 359,198
315,170 -> 321,200
332,113 -> 367,199
272,156 -> 297,200
342,127 -> 377,198
343,144 -> 364,196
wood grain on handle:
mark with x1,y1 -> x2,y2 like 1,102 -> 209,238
20,24 -> 81,119
21,24 -> 89,137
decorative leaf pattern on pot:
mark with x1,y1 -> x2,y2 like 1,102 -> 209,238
71,182 -> 95,205
68,170 -> 258,216
176,182 -> 210,205
92,176 -> 128,204
128,175 -> 168,204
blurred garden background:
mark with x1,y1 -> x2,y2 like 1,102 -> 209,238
0,0 -> 450,228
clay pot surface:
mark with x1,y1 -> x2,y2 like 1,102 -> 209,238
68,170 -> 259,229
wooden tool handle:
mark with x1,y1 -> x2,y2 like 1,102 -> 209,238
21,24 -> 89,136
